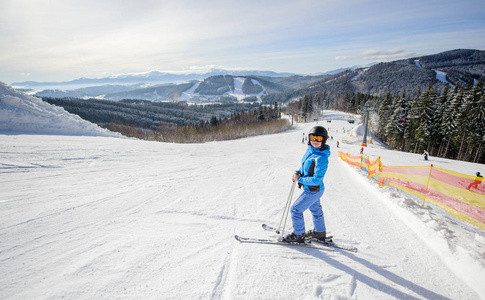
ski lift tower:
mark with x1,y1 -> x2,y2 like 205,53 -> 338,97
358,104 -> 378,147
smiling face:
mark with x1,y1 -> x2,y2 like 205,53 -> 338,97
310,139 -> 322,147
309,135 -> 323,148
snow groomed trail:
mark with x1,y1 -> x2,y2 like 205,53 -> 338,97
0,120 -> 482,299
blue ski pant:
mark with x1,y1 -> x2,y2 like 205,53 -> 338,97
290,190 -> 325,235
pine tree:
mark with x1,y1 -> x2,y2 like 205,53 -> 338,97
435,86 -> 449,156
403,95 -> 419,152
457,80 -> 485,161
386,92 -> 408,149
474,81 -> 485,162
301,95 -> 313,121
415,85 -> 438,153
377,92 -> 393,141
440,85 -> 461,157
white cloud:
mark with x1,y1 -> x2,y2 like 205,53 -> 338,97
361,49 -> 419,61
335,49 -> 419,62
335,56 -> 353,61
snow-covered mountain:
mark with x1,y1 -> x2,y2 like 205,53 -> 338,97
32,75 -> 298,103
10,69 -> 296,90
0,82 -> 120,136
292,49 -> 485,103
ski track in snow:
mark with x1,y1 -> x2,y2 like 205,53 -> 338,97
0,117 -> 484,299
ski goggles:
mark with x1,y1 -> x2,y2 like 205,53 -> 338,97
309,135 -> 324,142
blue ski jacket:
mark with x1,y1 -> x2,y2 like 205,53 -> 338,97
297,145 -> 330,192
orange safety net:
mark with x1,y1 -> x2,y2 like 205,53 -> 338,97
362,155 -> 380,179
338,151 -> 361,168
339,151 -> 485,230
338,151 -> 380,179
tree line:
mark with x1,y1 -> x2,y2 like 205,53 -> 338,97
284,92 -> 377,122
42,97 -> 261,130
106,102 -> 288,143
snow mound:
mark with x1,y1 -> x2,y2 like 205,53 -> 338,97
0,82 -> 120,137
350,122 -> 366,137
343,123 -> 382,145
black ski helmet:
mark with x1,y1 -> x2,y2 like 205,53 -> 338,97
308,126 -> 328,149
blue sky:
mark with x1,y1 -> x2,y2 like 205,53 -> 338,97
1,0 -> 484,83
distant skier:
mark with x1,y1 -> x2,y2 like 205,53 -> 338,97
281,126 -> 330,243
337,141 -> 340,148
360,147 -> 364,154
423,151 -> 429,161
467,172 -> 483,191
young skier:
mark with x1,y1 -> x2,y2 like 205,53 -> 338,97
281,126 -> 330,243
467,172 -> 483,190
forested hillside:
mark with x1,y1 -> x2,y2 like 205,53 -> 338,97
195,75 -> 234,95
42,97 -> 288,143
263,49 -> 485,105
42,98 -> 260,130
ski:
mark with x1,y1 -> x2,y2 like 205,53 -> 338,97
261,224 -> 357,252
311,239 -> 358,252
234,235 -> 334,251
261,223 -> 281,234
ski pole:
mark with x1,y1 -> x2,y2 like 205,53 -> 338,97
280,181 -> 296,236
277,180 -> 296,236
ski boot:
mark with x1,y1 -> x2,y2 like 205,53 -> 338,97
279,232 -> 306,243
305,229 -> 327,241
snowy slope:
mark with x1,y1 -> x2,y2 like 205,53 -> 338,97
1,115 -> 484,299
230,77 -> 267,101
0,82 -> 120,136
177,77 -> 267,102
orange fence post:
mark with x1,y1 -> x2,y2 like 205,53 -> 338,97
423,164 -> 434,206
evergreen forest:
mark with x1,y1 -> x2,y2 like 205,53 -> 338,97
42,97 -> 289,143
376,82 -> 485,163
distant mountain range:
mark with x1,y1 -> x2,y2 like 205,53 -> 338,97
11,49 -> 485,104
12,68 -> 314,103
11,69 -> 297,90
31,74 -> 333,102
